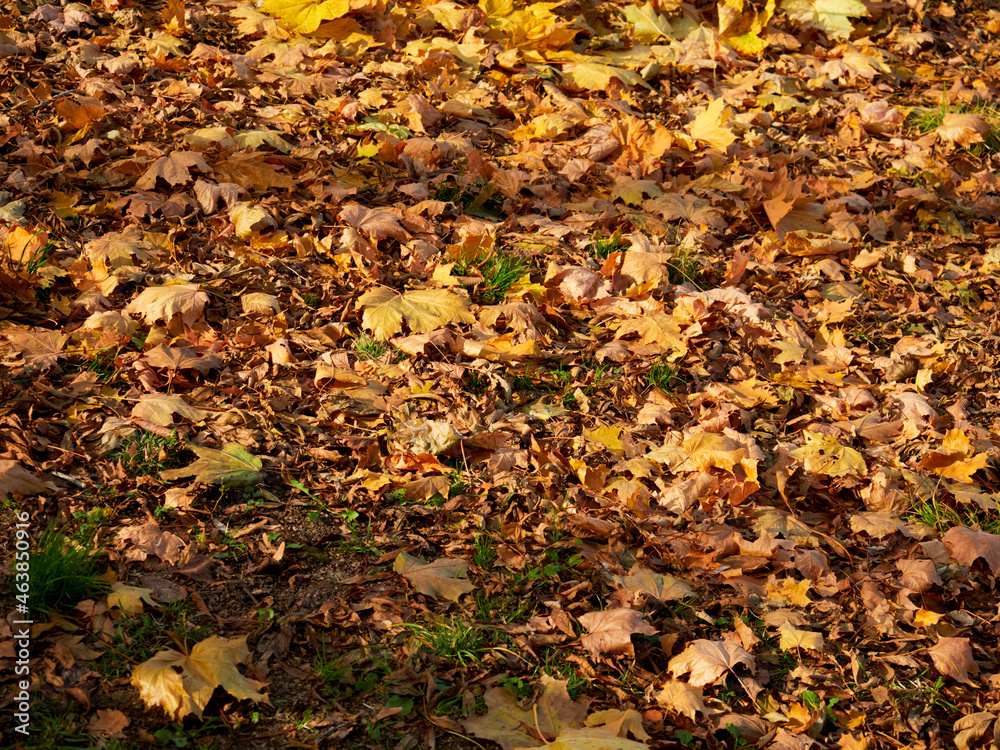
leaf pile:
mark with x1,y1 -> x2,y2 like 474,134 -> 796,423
2,0 -> 1000,749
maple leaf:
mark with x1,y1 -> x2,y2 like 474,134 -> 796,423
668,639 -> 755,687
143,345 -> 224,374
654,680 -> 707,720
260,0 -> 349,34
777,622 -> 825,652
538,727 -> 649,750
623,2 -> 672,43
117,522 -> 191,566
135,152 -> 210,190
358,287 -> 475,340
126,283 -> 209,326
131,394 -> 209,427
926,637 -> 978,684
789,431 -> 866,478
86,229 -> 148,274
687,98 -> 737,152
0,460 -> 49,496
3,225 -> 48,265
462,674 -> 590,750
579,608 -> 657,659
339,202 -> 408,241
719,0 -> 776,56
936,114 -> 992,149
106,582 -> 157,615
616,568 -> 695,602
132,635 -> 269,720
943,526 -> 1000,574
561,62 -> 646,92
5,329 -> 68,373
389,413 -> 462,455
160,443 -> 262,488
394,551 -> 475,602
781,0 -> 867,40
614,314 -> 687,354
86,709 -> 129,739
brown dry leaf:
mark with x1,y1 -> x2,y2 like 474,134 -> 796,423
578,608 -> 657,659
953,713 -> 995,750
126,284 -> 209,326
143,345 -> 224,373
131,635 -> 269,721
943,526 -> 1000,574
116,522 -> 191,566
86,709 -> 129,738
5,329 -> 69,373
615,568 -> 695,602
926,636 -> 978,684
135,151 -> 211,190
667,640 -> 755,687
936,113 -> 991,148
462,674 -> 590,750
654,680 -> 707,720
359,287 -> 474,340
614,314 -> 686,354
339,203 -> 408,241
540,727 -> 650,750
0,460 -> 49,496
131,394 -> 209,427
393,551 -> 474,602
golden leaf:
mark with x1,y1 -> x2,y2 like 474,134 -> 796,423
358,288 -> 474,340
687,98 -> 737,151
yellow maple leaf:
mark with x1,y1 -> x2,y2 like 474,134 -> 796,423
260,0 -> 350,34
718,0 -> 776,56
777,621 -> 825,651
623,2 -> 673,43
766,577 -> 812,607
687,98 -> 737,151
126,283 -> 209,327
789,431 -> 866,478
132,636 -> 269,721
358,288 -> 475,340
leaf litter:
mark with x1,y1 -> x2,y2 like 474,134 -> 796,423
1,0 -> 1000,748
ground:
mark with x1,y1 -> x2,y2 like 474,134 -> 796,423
2,0 -> 1000,749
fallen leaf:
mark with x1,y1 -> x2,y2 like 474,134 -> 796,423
462,675 -> 590,750
687,98 -> 737,152
578,608 -> 657,659
790,430 -> 867,478
394,551 -> 474,602
126,284 -> 209,327
0,461 -> 49,496
358,287 -> 475,340
943,526 -> 1000,574
668,639 -> 755,687
615,568 -> 695,602
777,622 -> 825,652
926,637 -> 978,684
160,443 -> 263,488
132,635 -> 269,720
654,680 -> 707,720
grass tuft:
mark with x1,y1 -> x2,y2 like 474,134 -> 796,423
26,524 -> 109,615
588,229 -> 628,259
355,332 -> 389,360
